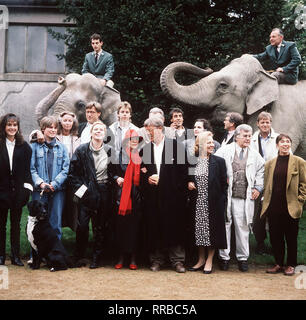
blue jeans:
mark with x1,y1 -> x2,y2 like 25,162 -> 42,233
32,190 -> 65,239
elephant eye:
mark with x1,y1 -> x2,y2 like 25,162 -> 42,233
218,82 -> 229,90
76,101 -> 86,110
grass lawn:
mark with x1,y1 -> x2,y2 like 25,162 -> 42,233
3,207 -> 306,266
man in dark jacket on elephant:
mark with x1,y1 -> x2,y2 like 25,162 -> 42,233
253,28 -> 301,85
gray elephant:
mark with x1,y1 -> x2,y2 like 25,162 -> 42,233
36,73 -> 121,126
160,54 -> 306,159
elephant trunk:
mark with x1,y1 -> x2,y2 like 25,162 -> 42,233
35,78 -> 66,124
160,62 -> 213,107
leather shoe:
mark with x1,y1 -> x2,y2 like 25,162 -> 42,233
89,255 -> 101,269
129,264 -> 137,270
0,256 -> 5,265
188,264 -> 205,272
266,264 -> 283,274
11,256 -> 24,267
203,268 -> 213,274
219,259 -> 229,271
284,266 -> 295,276
150,262 -> 161,272
115,263 -> 123,269
238,261 -> 248,272
174,262 -> 186,273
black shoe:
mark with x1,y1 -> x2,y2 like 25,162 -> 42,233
188,264 -> 205,272
11,256 -> 24,266
238,261 -> 248,272
89,255 -> 101,269
0,256 -> 5,265
219,259 -> 229,271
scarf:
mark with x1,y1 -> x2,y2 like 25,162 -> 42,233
118,130 -> 142,216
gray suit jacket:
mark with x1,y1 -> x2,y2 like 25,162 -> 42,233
82,50 -> 114,80
253,40 -> 301,84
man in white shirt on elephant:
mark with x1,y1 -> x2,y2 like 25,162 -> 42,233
215,124 -> 265,272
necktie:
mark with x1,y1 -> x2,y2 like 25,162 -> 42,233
239,148 -> 244,160
95,53 -> 98,64
275,46 -> 279,58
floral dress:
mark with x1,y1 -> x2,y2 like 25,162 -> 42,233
194,158 -> 211,246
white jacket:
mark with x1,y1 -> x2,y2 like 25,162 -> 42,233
215,143 -> 265,226
250,128 -> 279,162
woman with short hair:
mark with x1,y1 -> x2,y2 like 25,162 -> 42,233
0,113 -> 32,266
187,131 -> 228,274
68,121 -> 116,268
262,134 -> 306,276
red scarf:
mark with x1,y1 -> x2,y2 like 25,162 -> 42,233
118,130 -> 141,216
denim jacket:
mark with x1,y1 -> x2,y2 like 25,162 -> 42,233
30,141 -> 70,191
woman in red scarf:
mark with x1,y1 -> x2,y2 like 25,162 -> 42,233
113,129 -> 143,270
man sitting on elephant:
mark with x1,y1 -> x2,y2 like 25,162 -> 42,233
253,28 -> 301,85
82,33 -> 114,86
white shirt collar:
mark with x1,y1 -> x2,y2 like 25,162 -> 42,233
6,138 -> 15,147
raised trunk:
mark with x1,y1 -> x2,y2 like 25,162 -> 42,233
35,82 -> 66,123
160,62 -> 213,107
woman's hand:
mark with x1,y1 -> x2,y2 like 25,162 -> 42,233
117,177 -> 124,187
188,182 -> 196,190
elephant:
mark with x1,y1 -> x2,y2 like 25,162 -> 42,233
160,54 -> 306,159
36,73 -> 121,126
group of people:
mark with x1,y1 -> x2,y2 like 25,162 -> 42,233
0,103 -> 305,277
0,29 -> 304,276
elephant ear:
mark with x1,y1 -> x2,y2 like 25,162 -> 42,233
246,70 -> 279,115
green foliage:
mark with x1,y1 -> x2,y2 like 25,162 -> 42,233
50,0 -> 304,128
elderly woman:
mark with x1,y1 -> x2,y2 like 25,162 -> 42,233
0,113 -> 32,266
187,131 -> 228,273
112,129 -> 143,270
68,121 -> 116,268
262,134 -> 306,276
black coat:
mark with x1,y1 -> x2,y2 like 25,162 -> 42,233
141,138 -> 188,250
68,142 -> 116,211
0,141 -> 32,209
111,151 -> 143,253
188,154 -> 228,249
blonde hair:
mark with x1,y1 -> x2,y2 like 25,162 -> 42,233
117,101 -> 132,115
58,111 -> 79,136
194,131 -> 213,157
40,116 -> 58,132
90,121 -> 106,133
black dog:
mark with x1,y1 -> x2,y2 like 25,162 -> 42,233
26,200 -> 73,271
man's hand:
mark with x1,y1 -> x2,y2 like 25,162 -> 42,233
251,188 -> 260,200
276,67 -> 284,72
148,175 -> 159,185
100,79 -> 107,86
188,182 -> 196,190
37,131 -> 45,144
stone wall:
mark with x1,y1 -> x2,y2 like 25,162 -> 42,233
0,81 -> 58,140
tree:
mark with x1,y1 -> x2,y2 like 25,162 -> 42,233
52,0 -> 303,128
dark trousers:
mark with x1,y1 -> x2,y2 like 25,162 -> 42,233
0,207 -> 23,257
253,196 -> 267,246
75,183 -> 110,258
268,210 -> 299,267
